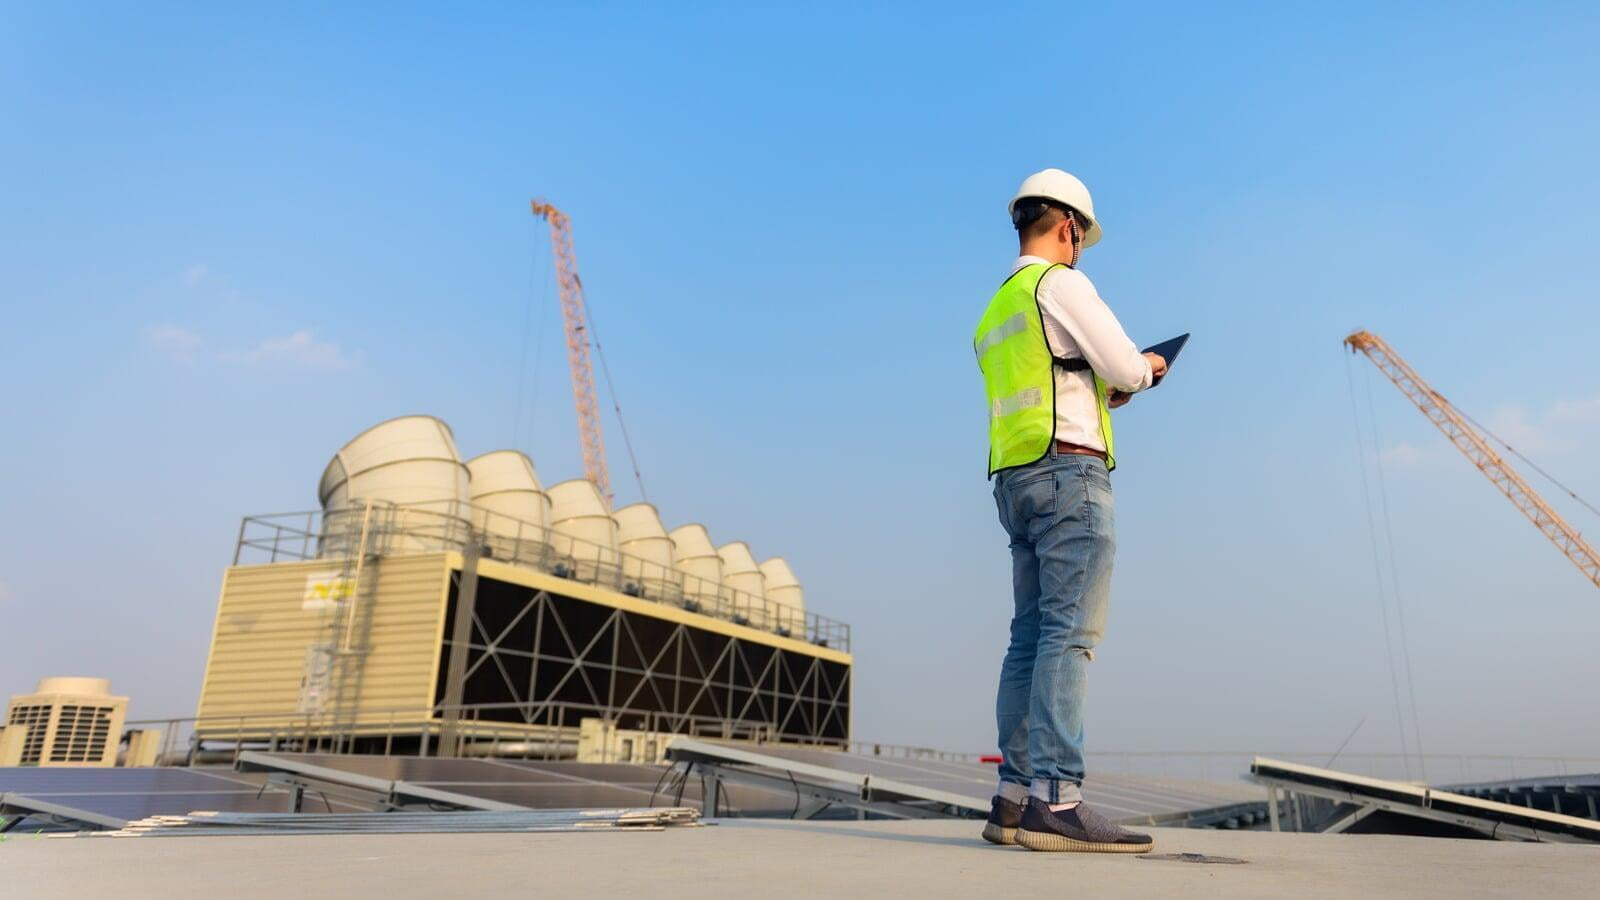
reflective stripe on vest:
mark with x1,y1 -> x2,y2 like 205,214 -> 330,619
973,263 -> 1116,476
973,312 -> 1031,360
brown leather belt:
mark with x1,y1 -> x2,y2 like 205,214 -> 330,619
1054,440 -> 1107,460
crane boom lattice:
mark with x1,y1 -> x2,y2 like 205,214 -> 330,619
531,199 -> 609,501
1345,330 -> 1600,590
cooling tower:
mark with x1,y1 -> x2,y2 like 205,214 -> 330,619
547,479 -> 620,585
614,503 -> 680,601
759,557 -> 806,637
717,541 -> 768,626
466,450 -> 552,566
668,524 -> 723,611
318,415 -> 471,554
4,677 -> 128,767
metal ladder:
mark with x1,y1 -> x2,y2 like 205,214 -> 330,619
307,501 -> 384,753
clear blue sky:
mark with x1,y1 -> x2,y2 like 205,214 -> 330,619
4,2 -> 1599,761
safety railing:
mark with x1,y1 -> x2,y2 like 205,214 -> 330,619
828,745 -> 1600,784
123,708 -> 1597,788
123,702 -> 847,767
840,741 -> 988,763
234,501 -> 850,651
1074,751 -> 1600,785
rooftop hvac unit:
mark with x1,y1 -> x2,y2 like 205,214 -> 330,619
467,450 -> 553,567
668,524 -> 723,613
717,542 -> 768,628
614,503 -> 681,602
759,557 -> 806,637
4,677 -> 128,768
123,729 -> 164,767
576,717 -> 670,764
318,415 -> 471,555
547,479 -> 620,586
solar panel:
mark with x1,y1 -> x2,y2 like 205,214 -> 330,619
277,755 -> 671,810
1083,773 -> 1263,822
667,740 -> 1263,824
0,766 -> 357,829
1445,774 -> 1600,821
1250,757 -> 1600,842
720,745 -> 989,809
237,753 -> 798,816
1447,772 -> 1600,792
1,749 -> 1262,834
667,739 -> 989,818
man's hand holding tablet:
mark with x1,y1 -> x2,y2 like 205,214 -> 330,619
1108,333 -> 1188,407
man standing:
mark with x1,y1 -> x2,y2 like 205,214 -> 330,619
973,169 -> 1166,853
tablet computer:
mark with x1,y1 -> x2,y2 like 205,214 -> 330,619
1141,333 -> 1189,387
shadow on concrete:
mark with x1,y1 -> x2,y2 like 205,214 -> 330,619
719,820 -> 1030,850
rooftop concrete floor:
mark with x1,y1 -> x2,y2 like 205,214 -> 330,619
4,818 -> 1595,898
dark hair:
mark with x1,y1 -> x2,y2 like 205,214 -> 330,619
1012,199 -> 1076,241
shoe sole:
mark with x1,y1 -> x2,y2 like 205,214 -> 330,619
981,822 -> 1017,845
1015,827 -> 1153,854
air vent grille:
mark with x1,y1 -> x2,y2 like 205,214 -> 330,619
6,704 -> 53,764
49,704 -> 116,763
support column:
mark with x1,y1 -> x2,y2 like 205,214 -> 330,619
439,535 -> 483,758
705,772 -> 723,818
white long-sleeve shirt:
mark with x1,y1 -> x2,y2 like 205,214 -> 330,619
1012,255 -> 1153,452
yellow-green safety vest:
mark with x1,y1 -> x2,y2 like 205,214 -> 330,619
973,263 -> 1115,476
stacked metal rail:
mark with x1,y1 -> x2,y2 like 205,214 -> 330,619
71,807 -> 700,838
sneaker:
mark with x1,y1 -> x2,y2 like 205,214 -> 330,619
980,795 -> 1024,845
1015,797 -> 1154,853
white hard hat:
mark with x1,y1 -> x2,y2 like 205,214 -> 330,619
1009,169 -> 1102,249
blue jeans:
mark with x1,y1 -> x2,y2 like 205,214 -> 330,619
992,449 -> 1115,804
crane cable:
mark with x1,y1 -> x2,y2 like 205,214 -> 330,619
1361,364 -> 1427,776
1345,352 -> 1417,779
1343,342 -> 1598,776
583,301 -> 649,504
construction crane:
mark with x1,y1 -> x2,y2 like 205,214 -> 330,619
531,199 -> 609,501
1345,330 -> 1600,590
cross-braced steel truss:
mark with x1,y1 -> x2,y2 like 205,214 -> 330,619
433,572 -> 851,743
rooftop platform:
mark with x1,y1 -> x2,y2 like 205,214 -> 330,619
6,818 -> 1594,898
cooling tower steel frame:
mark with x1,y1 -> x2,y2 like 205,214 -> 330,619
197,545 -> 852,753
433,556 -> 851,746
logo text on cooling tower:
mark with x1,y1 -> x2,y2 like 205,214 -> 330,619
302,572 -> 356,611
